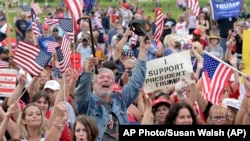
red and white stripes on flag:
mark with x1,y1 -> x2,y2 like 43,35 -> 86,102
32,22 -> 41,37
93,17 -> 102,28
0,60 -> 9,69
13,41 -> 51,76
47,41 -> 60,53
152,9 -> 164,43
25,3 -> 42,16
130,32 -> 138,46
64,0 -> 83,35
188,0 -> 200,17
55,35 -> 71,73
202,54 -> 234,105
45,18 -> 60,26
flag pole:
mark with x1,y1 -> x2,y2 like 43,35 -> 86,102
4,0 -> 13,57
77,9 -> 98,74
62,73 -> 66,101
203,51 -> 247,77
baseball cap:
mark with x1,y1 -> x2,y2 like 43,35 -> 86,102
70,52 -> 81,69
222,98 -> 241,110
152,98 -> 171,108
122,49 -> 134,57
193,29 -> 202,36
0,46 -> 9,54
43,80 -> 60,91
26,26 -> 32,32
102,60 -> 119,71
42,24 -> 50,30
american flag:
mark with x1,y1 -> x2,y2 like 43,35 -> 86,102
130,32 -> 138,46
24,3 -> 42,16
152,8 -> 164,43
93,16 -> 102,29
0,60 -> 9,69
84,0 -> 96,15
45,18 -> 74,42
13,41 -> 52,76
64,0 -> 83,35
31,8 -> 41,37
202,54 -> 234,105
47,41 -> 60,53
55,35 -> 71,73
188,0 -> 200,17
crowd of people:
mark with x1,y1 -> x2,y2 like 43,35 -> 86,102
0,0 -> 250,141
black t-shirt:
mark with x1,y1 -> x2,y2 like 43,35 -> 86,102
102,112 -> 119,141
217,18 -> 237,38
163,18 -> 176,37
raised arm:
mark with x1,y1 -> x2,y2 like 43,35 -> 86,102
74,57 -> 99,115
7,73 -> 26,107
122,37 -> 150,107
112,29 -> 131,62
235,75 -> 250,124
0,101 -> 20,140
46,102 -> 69,141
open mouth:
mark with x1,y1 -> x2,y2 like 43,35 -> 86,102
101,83 -> 110,89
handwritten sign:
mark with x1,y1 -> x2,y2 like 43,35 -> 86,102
143,51 -> 194,93
0,69 -> 17,97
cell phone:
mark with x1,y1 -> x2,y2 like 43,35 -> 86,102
183,43 -> 193,50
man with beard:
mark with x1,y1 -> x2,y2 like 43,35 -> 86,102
74,36 -> 150,141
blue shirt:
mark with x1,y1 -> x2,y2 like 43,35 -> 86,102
37,36 -> 55,55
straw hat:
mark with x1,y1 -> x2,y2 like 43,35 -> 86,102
209,33 -> 220,42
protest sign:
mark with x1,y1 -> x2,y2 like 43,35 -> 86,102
242,30 -> 250,76
0,69 -> 17,97
210,0 -> 242,20
143,50 -> 194,93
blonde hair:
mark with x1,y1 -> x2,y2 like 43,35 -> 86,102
192,41 -> 203,54
207,104 -> 229,124
17,104 -> 45,139
124,58 -> 136,68
163,34 -> 175,48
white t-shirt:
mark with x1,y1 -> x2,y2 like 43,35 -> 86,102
175,21 -> 189,35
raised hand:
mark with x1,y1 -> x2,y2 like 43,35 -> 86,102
84,56 -> 99,72
6,101 -> 19,118
18,72 -> 27,86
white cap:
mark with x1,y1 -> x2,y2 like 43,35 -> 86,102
222,98 -> 241,110
43,80 -> 60,91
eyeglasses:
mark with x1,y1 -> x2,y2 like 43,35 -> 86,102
210,116 -> 227,121
53,30 -> 58,32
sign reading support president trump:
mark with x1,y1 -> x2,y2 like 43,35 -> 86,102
143,51 -> 194,93
210,0 -> 242,20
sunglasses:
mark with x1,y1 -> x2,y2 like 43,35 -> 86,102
53,30 -> 58,32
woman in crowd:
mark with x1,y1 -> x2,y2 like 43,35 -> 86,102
165,102 -> 198,125
205,33 -> 224,60
206,104 -> 232,125
17,103 -> 46,141
71,115 -> 99,141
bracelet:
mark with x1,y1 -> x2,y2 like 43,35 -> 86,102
52,121 -> 63,130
